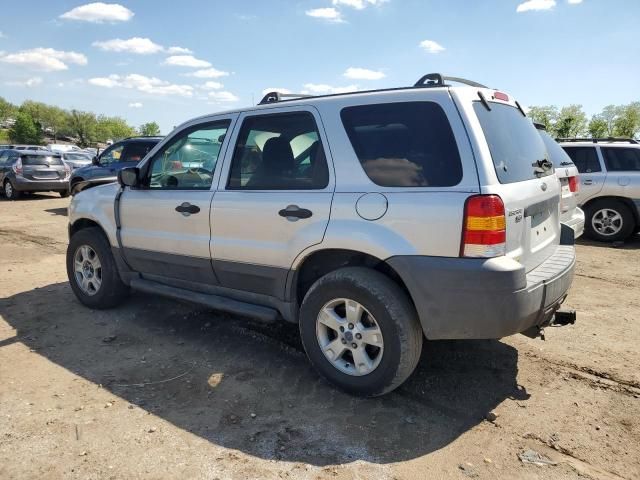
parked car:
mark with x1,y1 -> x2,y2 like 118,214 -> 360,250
69,136 -> 162,194
47,143 -> 82,154
67,74 -> 577,396
534,124 -> 584,238
559,138 -> 640,242
0,149 -> 70,199
61,151 -> 93,170
13,145 -> 50,151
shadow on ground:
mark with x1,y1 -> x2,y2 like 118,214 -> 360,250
0,282 -> 529,465
44,207 -> 68,217
577,232 -> 640,250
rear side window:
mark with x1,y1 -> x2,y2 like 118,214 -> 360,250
474,103 -> 551,184
601,147 -> 640,172
563,147 -> 602,173
122,142 -> 156,163
340,102 -> 462,187
21,155 -> 63,166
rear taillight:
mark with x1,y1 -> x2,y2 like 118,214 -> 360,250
64,162 -> 71,178
461,195 -> 506,258
568,176 -> 579,193
12,158 -> 23,176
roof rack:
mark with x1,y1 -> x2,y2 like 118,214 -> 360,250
413,73 -> 488,89
259,91 -> 314,105
557,137 -> 638,144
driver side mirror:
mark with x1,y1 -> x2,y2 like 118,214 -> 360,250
91,155 -> 101,166
118,167 -> 140,188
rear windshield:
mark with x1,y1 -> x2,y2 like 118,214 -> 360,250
537,130 -> 575,168
340,102 -> 462,187
601,147 -> 640,172
474,102 -> 552,184
21,155 -> 63,166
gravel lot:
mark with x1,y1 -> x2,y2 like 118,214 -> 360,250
1,193 -> 639,480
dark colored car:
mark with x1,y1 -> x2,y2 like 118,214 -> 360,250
62,151 -> 93,170
0,149 -> 70,199
69,136 -> 162,194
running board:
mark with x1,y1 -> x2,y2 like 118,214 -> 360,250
130,278 -> 279,323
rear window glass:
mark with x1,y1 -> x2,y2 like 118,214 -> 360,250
601,147 -> 640,172
21,155 -> 63,166
340,102 -> 462,187
562,147 -> 601,173
474,103 -> 552,184
537,130 -> 575,168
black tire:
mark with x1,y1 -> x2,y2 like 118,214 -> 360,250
3,180 -> 21,200
59,190 -> 70,198
299,267 -> 423,397
66,227 -> 129,309
584,200 -> 635,242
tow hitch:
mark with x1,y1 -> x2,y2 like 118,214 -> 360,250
522,310 -> 577,340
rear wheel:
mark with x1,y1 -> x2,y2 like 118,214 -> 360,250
299,267 -> 422,397
67,227 -> 129,309
3,180 -> 21,200
584,200 -> 635,242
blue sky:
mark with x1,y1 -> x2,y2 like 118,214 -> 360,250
0,0 -> 638,134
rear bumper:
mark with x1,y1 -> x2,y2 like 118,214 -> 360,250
387,243 -> 576,340
14,177 -> 69,192
562,207 -> 585,239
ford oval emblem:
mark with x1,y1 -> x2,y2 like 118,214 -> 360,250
541,182 -> 547,191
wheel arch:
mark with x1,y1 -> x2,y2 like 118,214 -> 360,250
68,218 -> 110,243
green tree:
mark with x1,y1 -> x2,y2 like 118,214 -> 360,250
68,110 -> 97,147
555,105 -> 587,138
41,106 -> 71,142
96,116 -> 136,142
588,116 -> 608,138
0,97 -> 16,123
9,111 -> 43,144
613,102 -> 640,138
527,105 -> 558,135
600,105 -> 619,136
139,121 -> 161,136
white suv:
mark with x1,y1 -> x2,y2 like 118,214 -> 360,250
67,74 -> 576,396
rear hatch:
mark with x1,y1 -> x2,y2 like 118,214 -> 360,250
461,89 -> 561,272
21,154 -> 66,181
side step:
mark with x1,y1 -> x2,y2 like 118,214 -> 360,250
130,278 -> 279,323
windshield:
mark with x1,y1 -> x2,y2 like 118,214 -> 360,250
22,155 -> 63,166
537,130 -> 575,167
474,102 -> 553,183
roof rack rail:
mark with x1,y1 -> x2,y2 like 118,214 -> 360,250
413,73 -> 488,89
259,91 -> 314,105
556,137 -> 638,144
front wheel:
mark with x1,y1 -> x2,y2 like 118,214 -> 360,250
67,227 -> 129,309
299,267 -> 423,397
584,200 -> 635,242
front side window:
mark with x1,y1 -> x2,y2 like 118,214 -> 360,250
601,147 -> 640,172
146,121 -> 230,190
563,147 -> 602,173
227,112 -> 329,190
341,102 -> 462,187
99,145 -> 124,166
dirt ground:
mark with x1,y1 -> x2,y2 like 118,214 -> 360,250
1,193 -> 639,480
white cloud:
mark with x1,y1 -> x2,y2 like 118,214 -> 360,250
166,46 -> 193,54
344,67 -> 385,80
332,0 -> 387,9
302,83 -> 358,95
163,55 -> 211,68
516,0 -> 556,12
208,91 -> 239,103
0,48 -> 87,72
419,40 -> 445,54
93,37 -> 164,55
5,77 -> 43,87
306,8 -> 344,22
200,81 -> 224,90
128,102 -> 143,108
567,0 -> 583,4
60,2 -> 134,23
184,67 -> 229,78
89,73 -> 194,97
262,87 -> 292,95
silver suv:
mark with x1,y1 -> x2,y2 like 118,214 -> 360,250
66,74 -> 576,396
559,139 -> 640,242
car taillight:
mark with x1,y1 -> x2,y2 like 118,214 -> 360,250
64,162 -> 71,178
12,158 -> 23,176
568,176 -> 579,193
461,195 -> 506,258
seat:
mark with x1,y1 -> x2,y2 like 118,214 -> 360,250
247,137 -> 295,189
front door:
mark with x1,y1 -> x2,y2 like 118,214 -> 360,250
118,117 -> 235,284
211,107 -> 334,299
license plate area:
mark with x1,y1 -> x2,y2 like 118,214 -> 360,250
530,209 -> 554,250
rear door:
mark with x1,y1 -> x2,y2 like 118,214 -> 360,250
455,88 -> 561,272
20,154 -> 67,181
562,146 -> 606,203
211,106 -> 333,299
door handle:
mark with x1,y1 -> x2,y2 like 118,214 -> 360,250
278,205 -> 313,220
583,179 -> 593,185
175,202 -> 201,216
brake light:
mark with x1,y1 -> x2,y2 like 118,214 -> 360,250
12,158 -> 23,176
493,91 -> 509,102
63,162 -> 71,179
461,195 -> 506,258
568,176 -> 579,193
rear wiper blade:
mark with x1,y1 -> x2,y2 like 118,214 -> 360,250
532,158 -> 553,175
